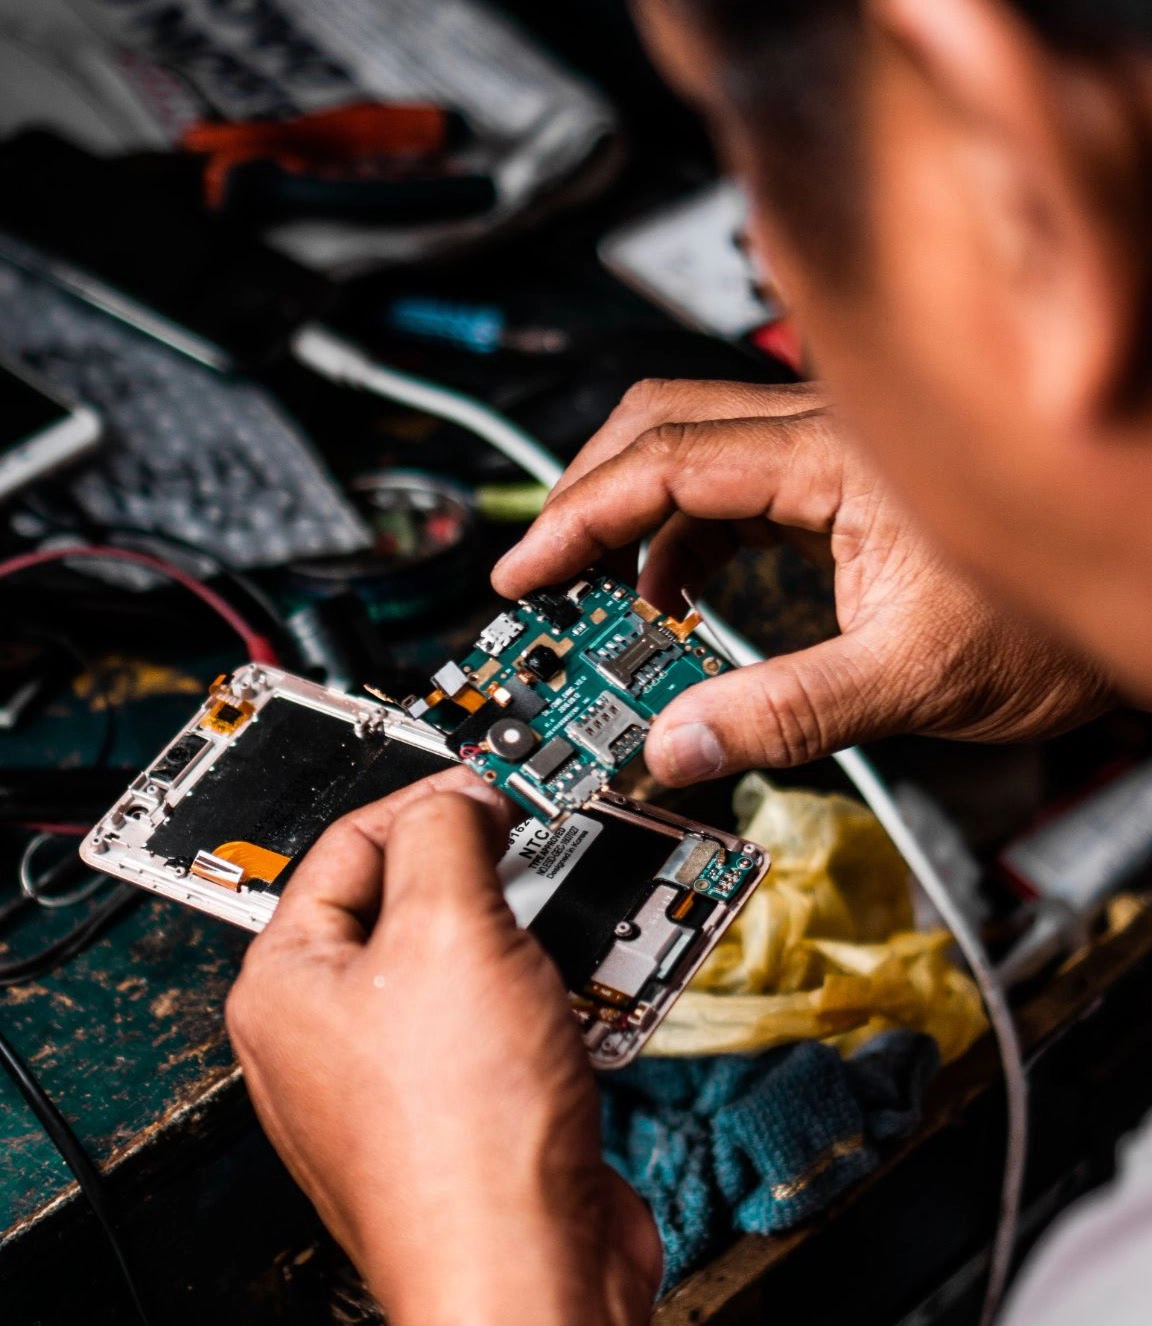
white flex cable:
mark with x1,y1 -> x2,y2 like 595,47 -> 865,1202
292,325 -> 566,488
294,323 -> 1026,1324
836,746 -> 1027,1324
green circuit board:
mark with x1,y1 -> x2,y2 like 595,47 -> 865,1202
406,575 -> 729,826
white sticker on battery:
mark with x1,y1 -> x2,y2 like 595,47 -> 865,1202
498,813 -> 603,926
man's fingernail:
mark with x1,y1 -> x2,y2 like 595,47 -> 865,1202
661,722 -> 725,782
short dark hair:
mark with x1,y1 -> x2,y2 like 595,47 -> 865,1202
669,0 -> 1152,279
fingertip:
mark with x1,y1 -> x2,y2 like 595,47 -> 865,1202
490,533 -> 556,599
440,776 -> 520,842
391,785 -> 510,858
381,789 -> 512,925
432,762 -> 502,803
489,549 -> 523,599
265,814 -> 383,944
391,786 -> 481,829
646,711 -> 727,786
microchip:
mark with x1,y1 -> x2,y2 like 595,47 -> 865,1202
522,736 -> 576,784
503,676 -> 547,720
552,763 -> 608,805
522,586 -> 581,632
201,696 -> 255,735
521,643 -> 563,683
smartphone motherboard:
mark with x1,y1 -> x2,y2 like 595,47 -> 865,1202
406,575 -> 728,825
81,665 -> 768,1066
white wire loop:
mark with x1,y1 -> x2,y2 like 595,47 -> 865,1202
19,834 -> 109,910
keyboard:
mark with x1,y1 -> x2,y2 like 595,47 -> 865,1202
0,239 -> 370,569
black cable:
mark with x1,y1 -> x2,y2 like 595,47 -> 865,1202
0,884 -> 138,987
0,630 -> 118,952
0,1023 -> 154,1326
0,891 -> 33,929
23,842 -> 89,897
102,525 -> 292,650
18,627 -> 119,769
16,495 -> 297,661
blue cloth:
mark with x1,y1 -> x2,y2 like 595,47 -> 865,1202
599,1031 -> 939,1289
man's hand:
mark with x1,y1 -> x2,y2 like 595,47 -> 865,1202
493,379 -> 1115,782
226,766 -> 662,1326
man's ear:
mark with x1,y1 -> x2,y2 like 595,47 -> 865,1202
868,0 -> 1147,423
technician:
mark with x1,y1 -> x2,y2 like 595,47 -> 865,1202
225,2 -> 1152,1322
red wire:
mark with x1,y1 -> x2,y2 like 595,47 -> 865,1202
0,545 -> 279,665
16,823 -> 90,837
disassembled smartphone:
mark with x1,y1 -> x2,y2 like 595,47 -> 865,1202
406,574 -> 729,826
81,665 -> 768,1067
0,354 -> 102,503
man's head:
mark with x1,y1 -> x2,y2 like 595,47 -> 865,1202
635,0 -> 1152,701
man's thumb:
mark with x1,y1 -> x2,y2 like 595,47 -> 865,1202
646,634 -> 906,782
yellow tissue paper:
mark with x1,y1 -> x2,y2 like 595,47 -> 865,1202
644,773 -> 987,1063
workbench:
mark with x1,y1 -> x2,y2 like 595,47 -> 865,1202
0,549 -> 841,1325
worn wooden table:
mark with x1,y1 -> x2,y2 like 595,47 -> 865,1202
0,655 -> 320,1325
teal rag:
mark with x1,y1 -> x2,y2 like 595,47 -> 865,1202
599,1031 -> 939,1289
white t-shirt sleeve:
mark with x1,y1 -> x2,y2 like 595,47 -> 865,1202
1001,1107 -> 1152,1325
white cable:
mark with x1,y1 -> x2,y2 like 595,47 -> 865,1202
293,323 -> 1026,1324
292,325 -> 565,488
838,748 -> 1026,1324
19,834 -> 109,910
697,605 -> 1026,1326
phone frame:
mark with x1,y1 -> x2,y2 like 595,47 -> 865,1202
0,354 -> 102,503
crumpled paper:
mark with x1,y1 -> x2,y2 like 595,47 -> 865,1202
645,774 -> 987,1064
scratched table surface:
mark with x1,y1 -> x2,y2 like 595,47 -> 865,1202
0,652 -> 270,1320
0,897 -> 248,1230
